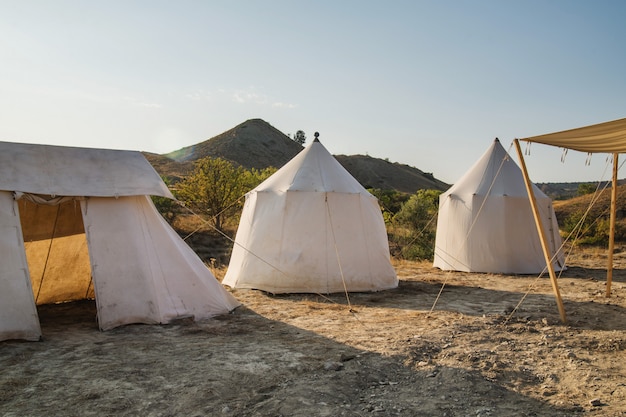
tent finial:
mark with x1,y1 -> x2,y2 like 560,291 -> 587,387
314,132 -> 320,142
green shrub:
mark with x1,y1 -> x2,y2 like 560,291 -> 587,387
562,210 -> 626,246
390,189 -> 441,261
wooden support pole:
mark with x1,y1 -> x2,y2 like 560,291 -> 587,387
514,139 -> 567,323
607,153 -> 618,297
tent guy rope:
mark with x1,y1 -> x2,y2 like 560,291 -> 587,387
429,139 -> 511,315
173,198 -> 362,316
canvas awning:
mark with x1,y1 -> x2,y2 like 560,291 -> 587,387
515,116 -> 626,322
521,117 -> 626,153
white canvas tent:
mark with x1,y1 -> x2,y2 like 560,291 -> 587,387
0,141 -> 240,342
434,138 -> 565,274
516,117 -> 626,321
223,138 -> 398,294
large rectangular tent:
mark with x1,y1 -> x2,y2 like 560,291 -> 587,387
0,141 -> 240,341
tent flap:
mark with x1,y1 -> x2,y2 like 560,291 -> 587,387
0,191 -> 41,341
83,196 -> 240,330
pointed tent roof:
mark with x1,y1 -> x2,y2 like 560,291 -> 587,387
254,138 -> 369,194
446,138 -> 545,198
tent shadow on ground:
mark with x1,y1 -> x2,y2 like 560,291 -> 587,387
562,265 -> 626,282
0,301 -> 580,417
267,278 -> 626,331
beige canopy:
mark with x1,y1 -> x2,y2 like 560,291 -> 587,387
517,116 -> 626,322
522,117 -> 626,153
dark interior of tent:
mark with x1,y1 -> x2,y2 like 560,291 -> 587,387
18,198 -> 96,320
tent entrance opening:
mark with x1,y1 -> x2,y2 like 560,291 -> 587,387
18,198 -> 95,310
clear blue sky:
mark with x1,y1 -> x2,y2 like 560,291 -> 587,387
1,0 -> 625,184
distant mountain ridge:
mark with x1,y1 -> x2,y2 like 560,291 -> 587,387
145,118 -> 450,193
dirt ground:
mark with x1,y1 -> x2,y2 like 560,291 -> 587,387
1,248 -> 625,417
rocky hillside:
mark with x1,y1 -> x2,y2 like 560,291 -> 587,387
164,119 -> 303,170
552,183 -> 626,222
145,119 -> 450,193
335,154 -> 448,193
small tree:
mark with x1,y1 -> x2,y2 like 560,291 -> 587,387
176,157 -> 249,232
577,183 -> 596,196
392,189 -> 441,260
368,188 -> 410,224
293,130 -> 306,145
242,166 -> 277,189
152,175 -> 178,222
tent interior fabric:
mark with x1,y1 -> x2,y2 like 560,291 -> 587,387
223,138 -> 398,294
434,138 -> 565,274
0,141 -> 240,342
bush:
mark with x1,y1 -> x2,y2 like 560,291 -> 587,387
368,188 -> 410,224
562,210 -> 626,246
390,189 -> 441,261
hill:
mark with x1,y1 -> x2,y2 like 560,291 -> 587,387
537,180 -> 626,201
553,183 -> 626,223
143,152 -> 193,183
164,119 -> 303,170
334,154 -> 449,193
147,118 -> 450,193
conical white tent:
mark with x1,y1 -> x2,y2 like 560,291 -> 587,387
433,138 -> 564,274
223,138 -> 398,293
0,141 -> 240,341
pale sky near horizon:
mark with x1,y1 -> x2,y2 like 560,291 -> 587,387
1,0 -> 625,185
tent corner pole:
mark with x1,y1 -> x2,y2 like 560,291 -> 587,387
607,153 -> 618,297
514,139 -> 567,323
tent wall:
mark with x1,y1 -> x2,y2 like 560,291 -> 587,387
433,139 -> 564,274
434,194 -> 562,273
83,195 -> 240,330
223,191 -> 397,294
0,191 -> 41,341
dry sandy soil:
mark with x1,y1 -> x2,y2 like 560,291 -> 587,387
2,248 -> 625,417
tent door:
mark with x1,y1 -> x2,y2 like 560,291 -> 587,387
18,198 -> 95,310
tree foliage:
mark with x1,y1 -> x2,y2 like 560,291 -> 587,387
391,189 -> 442,260
175,157 -> 276,232
152,176 -> 178,222
293,130 -> 306,145
561,209 -> 626,246
368,188 -> 410,224
577,183 -> 596,196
